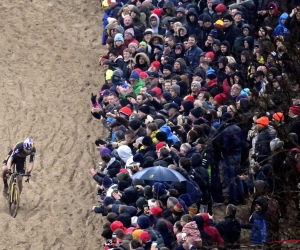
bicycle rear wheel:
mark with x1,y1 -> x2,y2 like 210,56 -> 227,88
8,182 -> 20,218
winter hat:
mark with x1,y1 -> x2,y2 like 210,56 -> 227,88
202,14 -> 212,22
270,138 -> 284,152
107,17 -> 118,24
214,93 -> 227,105
119,106 -> 132,117
156,142 -> 165,151
137,215 -> 150,229
206,69 -> 216,80
152,87 -> 162,98
138,231 -> 152,243
190,108 -> 202,119
240,88 -> 250,96
171,84 -> 181,93
119,168 -> 129,173
180,143 -> 191,152
125,28 -> 135,37
174,203 -> 184,213
129,119 -> 141,130
215,3 -> 227,13
100,147 -> 112,156
152,8 -> 162,18
143,28 -> 154,35
139,105 -> 151,115
289,106 -> 300,115
103,196 -> 115,207
118,181 -> 130,192
156,131 -> 168,142
150,206 -> 163,217
142,156 -> 155,169
140,72 -> 148,79
153,182 -> 167,197
205,52 -> 215,60
184,95 -> 195,102
128,42 -> 138,50
114,33 -> 124,42
139,41 -> 147,47
223,14 -> 233,22
144,185 -> 153,199
102,175 -> 113,188
234,11 -> 243,17
166,103 -> 180,110
218,56 -> 228,65
151,61 -> 161,71
256,116 -> 269,128
130,71 -> 140,81
162,92 -> 172,102
222,112 -> 232,122
273,112 -> 284,122
133,153 -> 145,165
132,229 -> 144,239
142,136 -> 153,146
110,221 -> 127,233
179,193 -> 193,207
191,81 -> 201,89
136,197 -> 148,209
163,64 -> 173,72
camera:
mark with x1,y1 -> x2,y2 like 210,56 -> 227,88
181,232 -> 187,242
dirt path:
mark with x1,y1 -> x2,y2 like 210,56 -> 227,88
0,0 -> 106,249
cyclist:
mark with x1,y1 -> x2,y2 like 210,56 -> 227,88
1,138 -> 36,194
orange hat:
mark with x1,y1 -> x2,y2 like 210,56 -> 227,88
273,112 -> 284,122
132,229 -> 143,239
256,116 -> 269,128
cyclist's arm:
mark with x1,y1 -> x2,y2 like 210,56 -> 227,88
6,156 -> 13,171
27,149 -> 36,174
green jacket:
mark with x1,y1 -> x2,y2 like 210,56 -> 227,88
120,79 -> 145,99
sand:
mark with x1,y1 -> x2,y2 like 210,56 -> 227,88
0,0 -> 106,249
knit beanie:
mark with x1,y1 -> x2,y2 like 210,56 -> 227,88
117,172 -> 130,182
163,64 -> 173,72
174,203 -> 184,213
190,108 -> 202,118
119,105 -> 132,117
184,95 -> 195,102
114,33 -> 124,42
129,119 -> 141,130
132,229 -> 144,239
180,143 -> 191,152
273,112 -> 284,122
171,84 -> 181,93
128,42 -> 138,50
214,93 -> 227,105
223,14 -> 233,22
102,175 -> 113,189
162,92 -> 172,102
256,116 -> 269,128
142,136 -> 153,146
139,105 -> 151,115
191,81 -> 201,89
205,52 -> 215,60
156,131 -> 168,142
215,3 -> 227,13
130,71 -> 140,80
151,61 -> 161,71
125,28 -> 135,37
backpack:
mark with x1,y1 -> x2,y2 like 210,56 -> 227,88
185,179 -> 202,204
265,196 -> 281,227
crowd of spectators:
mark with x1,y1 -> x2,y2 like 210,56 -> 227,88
89,0 -> 300,249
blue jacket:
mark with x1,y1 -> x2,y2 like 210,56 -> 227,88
185,45 -> 203,72
250,211 -> 267,244
219,123 -> 244,155
274,13 -> 290,38
159,124 -> 180,143
102,9 -> 112,45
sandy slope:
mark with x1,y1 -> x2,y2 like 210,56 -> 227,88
0,0 -> 106,249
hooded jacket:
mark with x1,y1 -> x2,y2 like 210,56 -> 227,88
200,213 -> 225,246
134,52 -> 150,72
185,8 -> 200,36
274,12 -> 290,37
149,14 -> 165,36
263,2 -> 279,30
159,124 -> 180,143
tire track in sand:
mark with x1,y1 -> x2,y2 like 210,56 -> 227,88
0,0 -> 105,249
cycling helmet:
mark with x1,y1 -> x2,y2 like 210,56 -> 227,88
24,138 -> 34,150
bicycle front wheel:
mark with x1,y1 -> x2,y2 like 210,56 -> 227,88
8,182 -> 20,218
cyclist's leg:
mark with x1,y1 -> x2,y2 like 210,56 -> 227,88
1,164 -> 9,190
16,161 -> 25,194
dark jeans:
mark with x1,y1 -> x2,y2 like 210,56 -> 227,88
211,163 -> 223,203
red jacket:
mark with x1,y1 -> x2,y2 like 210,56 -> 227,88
200,213 -> 224,246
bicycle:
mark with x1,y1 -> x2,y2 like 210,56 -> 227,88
6,164 -> 31,217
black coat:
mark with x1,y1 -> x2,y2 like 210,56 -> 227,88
216,216 -> 241,244
223,24 -> 242,48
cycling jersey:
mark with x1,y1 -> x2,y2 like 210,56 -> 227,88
3,142 -> 36,173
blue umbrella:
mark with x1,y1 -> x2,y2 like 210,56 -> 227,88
131,166 -> 187,182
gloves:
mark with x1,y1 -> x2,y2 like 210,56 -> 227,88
91,93 -> 97,105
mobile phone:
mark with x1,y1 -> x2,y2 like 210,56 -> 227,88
181,232 -> 187,241
143,204 -> 149,212
112,233 -> 117,243
114,109 -> 117,114
152,242 -> 157,248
